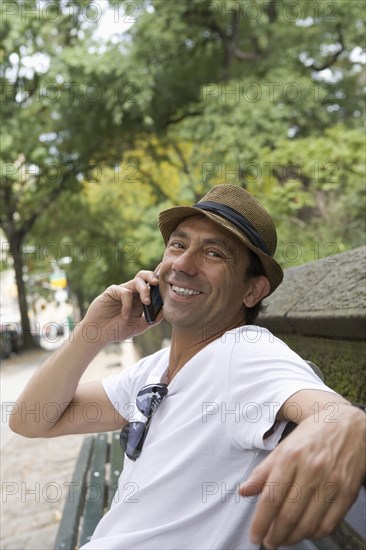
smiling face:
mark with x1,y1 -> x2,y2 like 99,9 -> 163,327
158,215 -> 270,336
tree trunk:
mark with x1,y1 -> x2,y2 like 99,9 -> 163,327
9,237 -> 39,350
75,287 -> 86,320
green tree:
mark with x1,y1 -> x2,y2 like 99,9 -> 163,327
29,138 -> 198,314
117,0 -> 365,265
0,0 -> 142,346
2,0 -> 364,346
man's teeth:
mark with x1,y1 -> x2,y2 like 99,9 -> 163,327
172,285 -> 200,296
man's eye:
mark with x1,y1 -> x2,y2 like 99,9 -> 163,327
206,250 -> 224,259
168,241 -> 185,249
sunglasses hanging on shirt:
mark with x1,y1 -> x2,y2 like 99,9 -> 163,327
119,383 -> 168,461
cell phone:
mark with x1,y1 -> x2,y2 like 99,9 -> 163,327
143,284 -> 163,324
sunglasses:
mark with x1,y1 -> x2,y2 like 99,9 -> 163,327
119,383 -> 168,461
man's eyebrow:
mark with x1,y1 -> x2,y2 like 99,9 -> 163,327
169,230 -> 188,239
202,238 -> 237,254
168,231 -> 237,254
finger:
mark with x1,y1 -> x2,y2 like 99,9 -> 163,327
248,458 -> 297,546
154,262 -> 162,276
260,452 -> 349,549
262,476 -> 319,548
129,293 -> 146,319
120,288 -> 135,320
103,285 -> 136,322
262,427 -> 362,548
133,271 -> 160,304
282,478 -> 355,545
240,460 -> 272,497
126,299 -> 163,335
309,487 -> 348,541
135,269 -> 160,284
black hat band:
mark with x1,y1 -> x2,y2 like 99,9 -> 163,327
193,201 -> 271,256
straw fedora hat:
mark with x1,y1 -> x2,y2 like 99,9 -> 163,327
158,184 -> 283,295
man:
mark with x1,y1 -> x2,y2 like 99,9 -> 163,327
10,184 -> 365,549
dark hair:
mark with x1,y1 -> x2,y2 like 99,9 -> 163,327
243,249 -> 267,324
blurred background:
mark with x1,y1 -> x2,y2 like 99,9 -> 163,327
0,2 -> 365,548
1,0 -> 365,358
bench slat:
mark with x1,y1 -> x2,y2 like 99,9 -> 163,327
55,428 -> 366,550
315,518 -> 366,550
79,433 -> 109,548
108,431 -> 125,508
54,436 -> 93,550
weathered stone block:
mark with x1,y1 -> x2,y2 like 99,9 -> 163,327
259,246 -> 366,339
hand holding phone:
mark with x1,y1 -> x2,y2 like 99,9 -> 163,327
143,283 -> 163,324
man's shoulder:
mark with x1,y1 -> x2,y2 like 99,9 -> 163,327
221,324 -> 286,349
136,345 -> 170,375
141,345 -> 170,363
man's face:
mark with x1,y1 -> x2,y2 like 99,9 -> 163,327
158,215 -> 256,334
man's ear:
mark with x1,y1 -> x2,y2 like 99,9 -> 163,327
243,276 -> 271,308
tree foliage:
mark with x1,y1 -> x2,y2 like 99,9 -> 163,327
1,0 -> 364,344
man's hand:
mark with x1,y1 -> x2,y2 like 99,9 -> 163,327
10,268 -> 164,438
82,269 -> 164,345
240,395 -> 366,549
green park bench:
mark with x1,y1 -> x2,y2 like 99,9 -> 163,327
53,428 -> 365,550
54,431 -> 124,549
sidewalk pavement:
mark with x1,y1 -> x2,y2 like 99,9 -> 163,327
1,342 -> 140,550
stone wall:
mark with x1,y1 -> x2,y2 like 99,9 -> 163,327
258,246 -> 366,403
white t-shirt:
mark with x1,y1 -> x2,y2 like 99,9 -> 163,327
81,326 -> 336,550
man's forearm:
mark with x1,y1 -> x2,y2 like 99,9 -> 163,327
241,390 -> 366,549
10,273 -> 163,437
9,322 -> 104,437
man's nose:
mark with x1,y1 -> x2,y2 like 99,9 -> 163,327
172,248 -> 199,276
